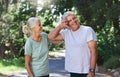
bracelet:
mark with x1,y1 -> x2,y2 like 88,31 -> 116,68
89,69 -> 95,73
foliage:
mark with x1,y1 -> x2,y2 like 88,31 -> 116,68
0,57 -> 24,67
97,21 -> 113,65
73,0 -> 120,32
72,0 -> 120,68
0,57 -> 24,74
36,0 -> 73,51
97,21 -> 120,65
0,0 -> 36,59
0,0 -> 120,69
103,56 -> 120,69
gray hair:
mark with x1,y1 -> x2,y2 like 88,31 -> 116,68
61,11 -> 75,21
22,17 -> 40,36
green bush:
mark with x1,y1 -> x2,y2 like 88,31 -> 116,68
0,57 -> 24,67
103,56 -> 120,69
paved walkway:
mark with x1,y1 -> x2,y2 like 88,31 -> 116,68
7,51 -> 112,77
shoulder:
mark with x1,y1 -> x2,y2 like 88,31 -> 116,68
25,38 -> 32,47
81,25 -> 94,32
26,38 -> 31,43
41,32 -> 48,37
41,32 -> 47,35
41,32 -> 49,40
60,28 -> 70,33
81,25 -> 92,30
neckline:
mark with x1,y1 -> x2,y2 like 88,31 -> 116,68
70,25 -> 81,33
29,36 -> 42,43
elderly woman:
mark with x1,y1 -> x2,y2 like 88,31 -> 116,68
48,11 -> 97,77
22,17 -> 49,77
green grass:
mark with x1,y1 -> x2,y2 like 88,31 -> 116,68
0,57 -> 25,75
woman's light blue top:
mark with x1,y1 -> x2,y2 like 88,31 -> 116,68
25,32 -> 49,76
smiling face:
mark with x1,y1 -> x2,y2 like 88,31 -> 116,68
32,20 -> 43,34
66,14 -> 80,31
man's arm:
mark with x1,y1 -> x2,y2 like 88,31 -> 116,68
87,40 -> 97,77
48,21 -> 67,41
89,40 -> 97,69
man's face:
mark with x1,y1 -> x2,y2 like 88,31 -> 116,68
66,15 -> 80,31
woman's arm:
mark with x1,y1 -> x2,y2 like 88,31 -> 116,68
25,55 -> 34,77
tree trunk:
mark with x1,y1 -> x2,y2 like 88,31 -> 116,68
113,18 -> 120,35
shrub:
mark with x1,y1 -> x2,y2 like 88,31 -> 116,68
103,56 -> 120,69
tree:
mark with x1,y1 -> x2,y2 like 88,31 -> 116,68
0,0 -> 37,58
39,0 -> 120,66
0,0 -> 120,68
73,0 -> 120,65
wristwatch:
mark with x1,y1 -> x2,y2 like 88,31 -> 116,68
89,69 -> 95,73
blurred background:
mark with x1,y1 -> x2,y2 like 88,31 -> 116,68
0,0 -> 120,76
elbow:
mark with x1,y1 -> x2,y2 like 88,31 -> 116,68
25,63 -> 28,68
48,34 -> 55,41
25,61 -> 30,68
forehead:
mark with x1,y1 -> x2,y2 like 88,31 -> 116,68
66,14 -> 75,20
36,20 -> 41,24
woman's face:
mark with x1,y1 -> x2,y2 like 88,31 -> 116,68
33,20 -> 43,33
66,14 -> 80,31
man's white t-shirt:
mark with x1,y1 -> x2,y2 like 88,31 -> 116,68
60,25 -> 97,73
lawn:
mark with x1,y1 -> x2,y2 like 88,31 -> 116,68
0,57 -> 25,75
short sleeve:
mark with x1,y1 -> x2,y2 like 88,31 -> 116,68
60,29 -> 67,39
41,32 -> 47,38
86,27 -> 97,42
41,32 -> 50,43
24,39 -> 32,56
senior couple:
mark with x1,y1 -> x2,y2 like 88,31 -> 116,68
22,11 -> 97,77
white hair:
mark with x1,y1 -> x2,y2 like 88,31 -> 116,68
61,11 -> 75,21
22,17 -> 40,36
